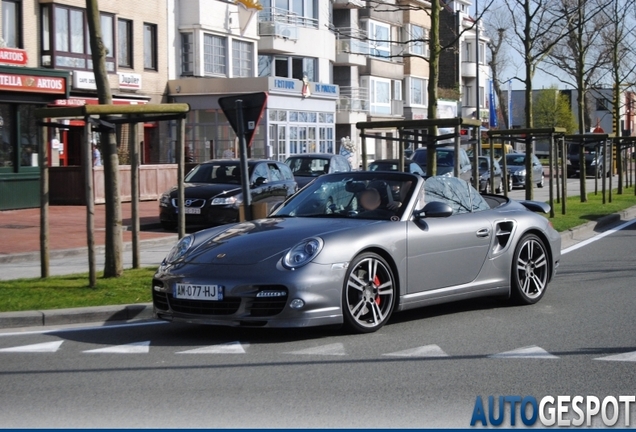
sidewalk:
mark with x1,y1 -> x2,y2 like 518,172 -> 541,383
0,200 -> 175,262
1,201 -> 636,330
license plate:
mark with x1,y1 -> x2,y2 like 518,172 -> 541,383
176,207 -> 201,214
174,284 -> 224,301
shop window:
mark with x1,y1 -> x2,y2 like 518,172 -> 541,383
0,104 -> 14,170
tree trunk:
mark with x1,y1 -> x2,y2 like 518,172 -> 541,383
426,0 -> 440,175
85,0 -> 123,277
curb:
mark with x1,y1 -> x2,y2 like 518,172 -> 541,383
0,303 -> 154,329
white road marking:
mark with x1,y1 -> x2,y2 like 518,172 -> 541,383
489,345 -> 559,359
285,342 -> 346,356
561,218 -> 636,255
0,340 -> 64,353
83,341 -> 150,354
383,344 -> 449,357
176,341 -> 248,354
594,351 -> 636,362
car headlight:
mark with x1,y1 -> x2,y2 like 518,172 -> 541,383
211,196 -> 238,205
164,235 -> 194,264
283,237 -> 324,269
159,194 -> 171,207
517,169 -> 526,176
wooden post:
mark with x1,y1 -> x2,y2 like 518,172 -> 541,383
130,120 -> 140,268
39,124 -> 49,278
84,121 -> 96,287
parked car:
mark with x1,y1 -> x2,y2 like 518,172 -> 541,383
284,153 -> 351,188
152,172 -> 561,334
477,156 -> 511,194
159,159 -> 297,230
368,159 -> 425,175
566,142 -> 611,178
505,152 -> 545,189
410,146 -> 473,182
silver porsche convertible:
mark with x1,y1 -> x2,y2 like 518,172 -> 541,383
152,172 -> 561,333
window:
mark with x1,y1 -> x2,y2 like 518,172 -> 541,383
144,23 -> 157,70
259,55 -> 316,81
232,39 -> 253,77
463,42 -> 472,62
367,77 -> 391,115
204,34 -> 226,76
463,85 -> 472,106
479,42 -> 486,64
2,0 -> 22,48
181,33 -> 193,75
40,4 -> 115,71
117,19 -> 132,68
410,77 -> 426,106
261,0 -> 317,26
393,80 -> 402,101
408,24 -> 424,56
368,20 -> 390,59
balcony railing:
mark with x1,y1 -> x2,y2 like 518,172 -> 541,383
337,86 -> 369,113
258,7 -> 319,31
335,28 -> 370,56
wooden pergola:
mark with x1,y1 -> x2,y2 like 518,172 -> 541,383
34,103 -> 190,284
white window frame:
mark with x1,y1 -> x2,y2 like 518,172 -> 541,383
369,76 -> 391,115
204,33 -> 227,76
232,39 -> 253,77
368,20 -> 390,59
408,76 -> 427,106
408,24 -> 424,56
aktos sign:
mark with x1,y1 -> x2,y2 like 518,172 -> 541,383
0,47 -> 28,66
0,73 -> 66,94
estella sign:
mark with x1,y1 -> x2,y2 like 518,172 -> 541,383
0,47 -> 28,66
0,73 -> 66,94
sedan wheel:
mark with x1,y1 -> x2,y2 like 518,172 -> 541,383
537,174 -> 544,188
343,253 -> 396,333
511,234 -> 549,305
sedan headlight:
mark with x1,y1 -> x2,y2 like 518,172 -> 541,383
164,235 -> 194,264
211,196 -> 238,205
159,194 -> 171,207
283,237 -> 324,269
517,169 -> 526,176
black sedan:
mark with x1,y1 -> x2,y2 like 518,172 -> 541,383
159,159 -> 297,230
368,159 -> 425,175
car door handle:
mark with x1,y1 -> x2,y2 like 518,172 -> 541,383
476,228 -> 490,238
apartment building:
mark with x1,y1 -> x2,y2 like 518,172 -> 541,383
0,0 -> 170,210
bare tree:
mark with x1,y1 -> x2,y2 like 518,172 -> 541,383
86,0 -> 124,277
504,0 -> 571,199
483,4 -> 513,128
600,0 -> 636,194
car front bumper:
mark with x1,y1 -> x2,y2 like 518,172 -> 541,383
152,260 -> 346,328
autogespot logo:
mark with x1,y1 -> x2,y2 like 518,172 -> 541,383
470,395 -> 636,427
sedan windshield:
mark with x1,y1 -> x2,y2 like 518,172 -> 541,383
185,163 -> 244,184
285,157 -> 330,177
272,172 -> 418,220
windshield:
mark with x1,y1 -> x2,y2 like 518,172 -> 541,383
285,157 -> 330,177
185,163 -> 245,184
272,172 -> 418,221
411,149 -> 454,167
506,154 -> 526,166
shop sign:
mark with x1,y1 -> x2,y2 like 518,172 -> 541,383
0,73 -> 66,94
72,70 -> 97,90
118,72 -> 142,90
0,47 -> 28,66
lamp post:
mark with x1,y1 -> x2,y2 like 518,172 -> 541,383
475,0 -> 481,156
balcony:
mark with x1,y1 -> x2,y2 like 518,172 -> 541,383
332,0 -> 365,9
336,86 -> 369,124
461,61 -> 477,78
335,28 -> 370,66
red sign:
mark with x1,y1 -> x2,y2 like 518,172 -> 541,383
0,47 -> 28,66
0,73 -> 66,94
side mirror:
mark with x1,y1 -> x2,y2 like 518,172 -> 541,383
253,176 -> 268,187
414,201 -> 453,219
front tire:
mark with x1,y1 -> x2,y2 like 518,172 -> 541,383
510,234 -> 549,305
342,253 -> 396,333
537,174 -> 544,188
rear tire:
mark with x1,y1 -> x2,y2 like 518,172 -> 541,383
510,234 -> 549,305
161,222 -> 177,231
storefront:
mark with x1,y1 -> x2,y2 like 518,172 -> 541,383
0,61 -> 69,211
167,76 -> 339,163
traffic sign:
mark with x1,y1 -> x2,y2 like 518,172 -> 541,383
219,92 -> 268,147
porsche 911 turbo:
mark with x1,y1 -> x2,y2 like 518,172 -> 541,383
152,172 -> 561,333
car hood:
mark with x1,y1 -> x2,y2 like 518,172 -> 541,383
182,217 -> 380,265
507,165 -> 525,173
167,183 -> 241,199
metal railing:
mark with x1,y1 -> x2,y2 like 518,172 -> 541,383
337,86 -> 369,113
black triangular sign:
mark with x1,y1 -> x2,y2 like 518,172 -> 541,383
219,92 -> 268,147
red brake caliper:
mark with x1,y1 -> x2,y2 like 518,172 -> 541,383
374,275 -> 381,305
